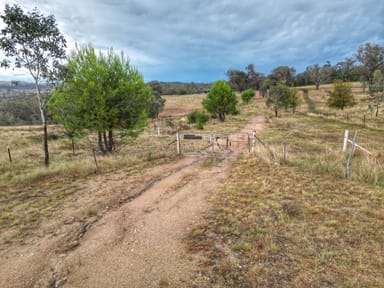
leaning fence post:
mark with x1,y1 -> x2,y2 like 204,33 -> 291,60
346,131 -> 358,179
342,129 -> 349,152
7,146 -> 12,163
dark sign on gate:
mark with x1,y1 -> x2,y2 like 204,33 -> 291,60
184,134 -> 203,140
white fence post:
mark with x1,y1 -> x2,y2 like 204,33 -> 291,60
342,129 -> 349,152
157,127 -> 161,136
176,132 -> 180,155
346,131 -> 358,179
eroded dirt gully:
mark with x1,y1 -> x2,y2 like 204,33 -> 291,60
0,97 -> 265,288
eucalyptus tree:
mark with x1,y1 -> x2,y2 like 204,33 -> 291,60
306,64 -> 332,90
356,43 -> 384,84
0,4 -> 66,166
270,66 -> 296,86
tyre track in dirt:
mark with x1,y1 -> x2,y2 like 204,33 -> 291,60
0,96 -> 265,288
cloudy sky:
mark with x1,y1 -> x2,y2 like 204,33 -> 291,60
0,0 -> 383,82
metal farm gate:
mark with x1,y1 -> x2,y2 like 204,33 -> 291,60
176,131 -> 262,156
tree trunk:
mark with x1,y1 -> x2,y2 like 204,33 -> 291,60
218,113 -> 225,121
316,83 -> 319,90
102,131 -> 111,153
43,122 -> 49,167
34,78 -> 49,167
71,138 -> 75,155
274,106 -> 278,117
98,132 -> 106,154
108,129 -> 114,152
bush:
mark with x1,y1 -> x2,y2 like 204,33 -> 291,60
202,80 -> 238,121
187,110 -> 210,129
241,88 -> 255,104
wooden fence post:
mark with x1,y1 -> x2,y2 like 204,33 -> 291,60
283,143 -> 287,163
92,148 -> 98,173
7,146 -> 12,163
346,131 -> 358,179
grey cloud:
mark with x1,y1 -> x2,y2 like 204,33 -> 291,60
0,0 -> 383,82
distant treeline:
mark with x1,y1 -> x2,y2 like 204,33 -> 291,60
0,95 -> 40,125
0,81 -> 213,125
148,81 -> 212,95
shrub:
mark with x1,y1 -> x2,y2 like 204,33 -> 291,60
241,88 -> 255,104
187,110 -> 210,129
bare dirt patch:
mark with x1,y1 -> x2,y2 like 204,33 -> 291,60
0,98 -> 265,287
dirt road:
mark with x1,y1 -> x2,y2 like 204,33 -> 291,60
0,99 -> 265,288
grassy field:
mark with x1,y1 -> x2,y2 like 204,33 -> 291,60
187,86 -> 384,287
1,86 -> 383,287
0,93 -> 255,242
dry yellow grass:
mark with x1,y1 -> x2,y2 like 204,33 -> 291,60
187,107 -> 384,287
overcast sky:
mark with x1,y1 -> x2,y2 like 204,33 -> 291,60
0,0 -> 383,83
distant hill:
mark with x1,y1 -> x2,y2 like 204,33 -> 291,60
0,80 -> 213,98
0,81 -> 36,90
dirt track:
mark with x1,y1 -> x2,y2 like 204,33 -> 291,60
0,98 -> 265,288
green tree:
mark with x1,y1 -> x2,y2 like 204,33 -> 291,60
356,43 -> 384,84
327,80 -> 355,110
187,110 -> 210,129
259,78 -> 272,98
148,81 -> 165,119
266,84 -> 292,117
285,87 -> 300,113
49,45 -> 152,153
202,80 -> 238,121
0,4 -> 66,167
241,88 -> 255,104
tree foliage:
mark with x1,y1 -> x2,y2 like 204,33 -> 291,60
226,69 -> 248,92
259,78 -> 272,97
226,64 -> 264,92
266,84 -> 298,117
241,88 -> 255,104
306,64 -> 332,90
0,4 -> 66,166
335,58 -> 357,82
356,43 -> 384,84
148,81 -> 165,119
270,66 -> 296,86
327,80 -> 355,110
368,70 -> 384,116
187,110 -> 210,129
49,45 -> 152,154
202,80 -> 238,121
